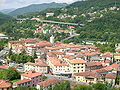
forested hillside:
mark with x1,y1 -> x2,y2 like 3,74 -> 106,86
1,0 -> 120,44
8,2 -> 67,16
0,12 -> 13,25
20,0 -> 120,43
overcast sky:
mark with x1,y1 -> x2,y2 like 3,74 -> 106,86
0,0 -> 80,10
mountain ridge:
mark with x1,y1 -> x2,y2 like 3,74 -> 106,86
8,2 -> 68,16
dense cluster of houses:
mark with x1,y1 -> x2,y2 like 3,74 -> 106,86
35,23 -> 75,35
1,38 -> 119,89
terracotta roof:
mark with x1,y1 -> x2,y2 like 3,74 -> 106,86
69,59 -> 86,64
76,55 -> 84,58
114,53 -> 120,56
95,64 -> 118,73
115,48 -> 120,52
51,51 -> 63,55
49,58 -> 69,66
74,72 -> 100,78
25,62 -> 48,67
15,79 -> 31,84
15,46 -> 23,49
9,40 -> 21,43
21,71 -> 42,78
102,52 -> 113,57
47,52 -> 57,57
84,52 -> 100,56
86,62 -> 102,67
9,38 -> 40,44
25,62 -> 35,65
68,56 -> 76,60
105,73 -> 116,79
64,55 -> 73,58
37,61 -> 48,67
0,80 -> 12,88
36,41 -> 52,46
45,46 -> 64,50
37,78 -> 59,87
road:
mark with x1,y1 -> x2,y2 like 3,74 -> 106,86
60,34 -> 80,42
31,18 -> 85,26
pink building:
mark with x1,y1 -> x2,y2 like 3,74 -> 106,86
13,70 -> 42,88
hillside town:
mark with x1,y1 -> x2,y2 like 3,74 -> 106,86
0,36 -> 119,90
0,0 -> 120,90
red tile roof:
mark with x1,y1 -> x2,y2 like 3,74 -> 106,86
69,59 -> 86,64
74,72 -> 100,78
21,71 -> 42,78
36,41 -> 52,46
105,73 -> 116,79
25,62 -> 48,67
47,52 -> 57,57
102,52 -> 113,57
114,53 -> 120,56
95,64 -> 118,73
115,48 -> 120,52
0,80 -> 12,88
49,58 -> 69,66
15,79 -> 31,84
15,46 -> 23,49
37,78 -> 59,87
84,52 -> 100,56
86,62 -> 102,67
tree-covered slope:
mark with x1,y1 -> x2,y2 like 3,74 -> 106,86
8,2 -> 68,16
0,12 -> 13,25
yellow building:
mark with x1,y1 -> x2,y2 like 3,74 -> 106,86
114,53 -> 120,63
74,72 -> 100,84
68,59 -> 86,74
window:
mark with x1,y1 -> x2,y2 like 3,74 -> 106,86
78,67 -> 80,68
78,70 -> 79,72
74,70 -> 76,72
81,67 -> 83,68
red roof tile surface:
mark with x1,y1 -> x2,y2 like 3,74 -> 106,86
0,80 -> 12,88
37,78 -> 59,87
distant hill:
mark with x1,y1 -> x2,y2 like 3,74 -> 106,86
0,12 -> 13,25
8,2 -> 68,16
0,8 -> 16,14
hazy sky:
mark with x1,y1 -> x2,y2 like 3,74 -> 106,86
0,0 -> 79,10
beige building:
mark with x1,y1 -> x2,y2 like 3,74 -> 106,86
74,72 -> 100,84
24,62 -> 48,74
68,59 -> 86,74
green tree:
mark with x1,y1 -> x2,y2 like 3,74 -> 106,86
74,85 -> 93,90
6,68 -> 20,80
53,81 -> 71,90
115,75 -> 120,85
93,83 -> 107,90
